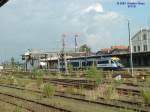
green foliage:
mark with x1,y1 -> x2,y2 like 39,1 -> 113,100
37,69 -> 44,77
86,66 -> 103,85
79,44 -> 91,53
43,84 -> 55,98
13,106 -> 22,112
31,69 -> 44,88
119,108 -> 135,112
32,68 -> 44,78
141,88 -> 150,105
145,76 -> 150,83
36,77 -> 43,88
68,64 -> 73,74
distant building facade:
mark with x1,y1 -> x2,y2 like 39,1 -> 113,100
96,45 -> 129,55
132,29 -> 150,53
131,28 -> 150,66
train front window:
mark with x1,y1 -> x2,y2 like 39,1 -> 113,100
114,60 -> 122,66
111,60 -> 115,64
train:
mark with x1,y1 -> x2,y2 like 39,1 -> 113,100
39,56 -> 124,71
66,57 -> 124,70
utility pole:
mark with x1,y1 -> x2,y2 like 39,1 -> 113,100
74,34 -> 79,53
62,34 -> 68,75
57,52 -> 60,73
128,20 -> 134,76
84,47 -> 87,69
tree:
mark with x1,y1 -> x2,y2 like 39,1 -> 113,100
79,44 -> 91,53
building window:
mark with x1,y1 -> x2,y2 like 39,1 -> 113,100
134,46 -> 136,52
138,46 -> 140,52
143,34 -> 147,40
143,45 -> 147,51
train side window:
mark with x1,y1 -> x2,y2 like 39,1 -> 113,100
98,60 -> 109,64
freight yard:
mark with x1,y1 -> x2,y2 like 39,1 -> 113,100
0,0 -> 150,112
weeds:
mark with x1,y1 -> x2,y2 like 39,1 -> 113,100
119,108 -> 136,112
43,84 -> 55,98
103,84 -> 118,101
86,66 -> 103,85
141,88 -> 150,105
31,69 -> 44,88
36,77 -> 43,88
32,68 -> 44,78
13,106 -> 22,112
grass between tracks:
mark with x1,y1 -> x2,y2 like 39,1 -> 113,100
1,70 -> 150,112
0,101 -> 29,112
0,85 -> 128,112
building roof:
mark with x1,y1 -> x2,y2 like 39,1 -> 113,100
132,28 -> 150,40
111,45 -> 128,50
98,45 -> 129,55
101,48 -> 111,51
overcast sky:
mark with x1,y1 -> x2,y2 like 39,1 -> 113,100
0,0 -> 150,62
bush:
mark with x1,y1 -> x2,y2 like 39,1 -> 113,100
141,88 -> 150,105
86,66 -> 103,85
43,84 -> 55,98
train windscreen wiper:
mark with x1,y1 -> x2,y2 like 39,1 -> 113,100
0,0 -> 9,7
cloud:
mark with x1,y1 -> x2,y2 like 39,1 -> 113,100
84,3 -> 104,13
70,4 -> 126,50
0,0 -> 129,60
86,34 -> 97,46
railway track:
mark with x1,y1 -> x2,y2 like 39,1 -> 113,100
48,79 -> 96,89
47,78 -> 142,96
0,98 -> 33,112
0,84 -> 149,112
0,85 -> 71,112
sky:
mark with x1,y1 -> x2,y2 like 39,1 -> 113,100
0,0 -> 150,62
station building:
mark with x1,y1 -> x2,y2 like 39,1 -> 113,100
131,28 -> 150,66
